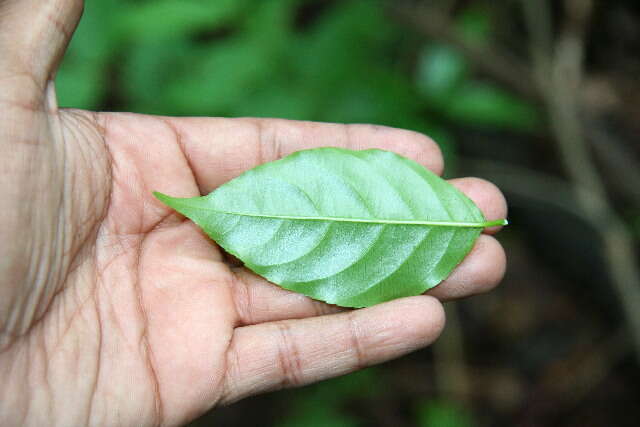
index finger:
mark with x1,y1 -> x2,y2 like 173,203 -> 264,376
168,117 -> 444,193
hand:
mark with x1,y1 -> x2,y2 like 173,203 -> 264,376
0,1 -> 507,426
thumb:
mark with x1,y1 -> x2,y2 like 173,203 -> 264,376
0,0 -> 83,91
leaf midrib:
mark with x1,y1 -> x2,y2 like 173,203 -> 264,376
155,193 -> 507,228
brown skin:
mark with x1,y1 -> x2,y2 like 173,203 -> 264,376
0,1 -> 507,426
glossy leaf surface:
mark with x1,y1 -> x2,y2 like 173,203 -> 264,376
155,148 -> 506,307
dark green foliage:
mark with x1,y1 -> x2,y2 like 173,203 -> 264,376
57,1 -> 538,153
275,368 -> 381,427
416,398 -> 475,427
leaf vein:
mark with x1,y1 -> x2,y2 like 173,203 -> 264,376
157,197 -> 505,228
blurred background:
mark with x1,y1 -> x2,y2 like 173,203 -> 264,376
56,0 -> 640,425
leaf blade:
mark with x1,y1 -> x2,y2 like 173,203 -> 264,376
155,148 -> 506,307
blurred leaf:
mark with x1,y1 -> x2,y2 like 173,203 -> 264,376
55,62 -> 105,110
243,0 -> 294,45
55,0 -> 123,108
291,0 -> 397,111
162,36 -> 281,115
276,369 -> 381,427
323,70 -> 418,124
319,367 -> 382,399
277,405 -> 360,427
232,82 -> 316,120
120,0 -> 294,116
455,6 -> 492,46
632,215 -> 640,239
416,399 -> 475,427
444,82 -> 538,131
120,38 -> 199,114
416,44 -> 468,105
116,0 -> 246,41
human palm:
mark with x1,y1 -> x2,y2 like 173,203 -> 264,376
0,1 -> 507,426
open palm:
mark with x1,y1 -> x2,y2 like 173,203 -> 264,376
0,1 -> 507,426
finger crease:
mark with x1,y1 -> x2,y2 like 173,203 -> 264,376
162,118 -> 201,195
230,274 -> 253,326
275,322 -> 304,388
346,311 -> 367,371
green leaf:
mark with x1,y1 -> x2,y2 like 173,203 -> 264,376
416,44 -> 468,104
116,0 -> 246,41
416,398 -> 475,427
444,82 -> 539,131
55,0 -> 122,109
276,368 -> 380,427
154,148 -> 506,307
120,38 -> 198,114
455,6 -> 492,46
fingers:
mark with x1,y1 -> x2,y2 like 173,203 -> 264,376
0,0 -> 83,84
166,117 -> 444,193
219,296 -> 445,405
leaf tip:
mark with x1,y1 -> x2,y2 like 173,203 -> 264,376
481,218 -> 509,228
153,191 -> 175,207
